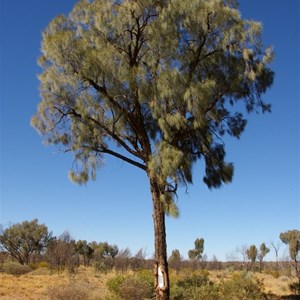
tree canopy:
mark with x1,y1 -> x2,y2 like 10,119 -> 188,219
0,219 -> 51,265
32,0 -> 274,215
32,1 -> 274,298
188,238 -> 204,261
280,230 -> 300,261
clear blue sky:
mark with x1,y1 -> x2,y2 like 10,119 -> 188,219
0,0 -> 299,261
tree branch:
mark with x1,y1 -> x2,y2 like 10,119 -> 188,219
83,145 -> 147,171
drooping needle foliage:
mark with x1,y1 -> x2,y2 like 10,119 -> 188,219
32,0 -> 273,214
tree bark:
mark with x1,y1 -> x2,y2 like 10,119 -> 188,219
150,178 -> 170,300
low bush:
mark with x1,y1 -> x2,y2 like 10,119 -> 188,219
106,273 -> 154,300
2,261 -> 31,276
170,271 -> 267,300
29,261 -> 49,270
47,281 -> 91,300
106,274 -> 126,296
218,272 -> 267,300
264,269 -> 281,278
289,281 -> 300,295
171,270 -> 212,299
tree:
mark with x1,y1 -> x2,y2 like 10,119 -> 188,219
46,234 -> 77,272
90,241 -> 119,271
280,230 -> 300,276
247,245 -> 258,271
0,219 -> 51,265
270,240 -> 281,270
188,238 -> 204,263
257,243 -> 269,272
31,0 -> 273,298
76,240 -> 94,267
168,249 -> 182,273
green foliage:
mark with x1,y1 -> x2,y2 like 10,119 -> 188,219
76,240 -> 94,266
170,270 -> 211,299
2,261 -> 31,276
176,271 -> 210,289
170,271 -> 266,300
169,249 -> 182,272
28,261 -> 50,271
280,230 -> 300,261
0,219 -> 52,265
247,245 -> 258,263
106,274 -> 127,296
188,238 -> 204,261
32,0 -> 274,216
106,273 -> 153,300
217,272 -> 267,300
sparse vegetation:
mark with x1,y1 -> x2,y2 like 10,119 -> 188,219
1,261 -> 31,276
47,281 -> 91,300
1,220 -> 299,299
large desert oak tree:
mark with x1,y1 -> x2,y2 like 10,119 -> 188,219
32,0 -> 273,298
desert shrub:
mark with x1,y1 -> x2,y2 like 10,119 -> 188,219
170,270 -> 212,299
176,270 -> 210,289
38,261 -> 49,268
218,272 -> 267,300
119,276 -> 153,299
289,281 -> 300,295
136,269 -> 154,287
47,281 -> 90,300
29,261 -> 49,270
2,261 -> 31,276
107,273 -> 153,300
264,269 -> 280,278
106,274 -> 126,296
170,271 -> 267,300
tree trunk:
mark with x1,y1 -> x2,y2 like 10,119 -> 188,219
150,178 -> 170,300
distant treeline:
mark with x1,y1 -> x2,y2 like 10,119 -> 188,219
0,219 -> 299,276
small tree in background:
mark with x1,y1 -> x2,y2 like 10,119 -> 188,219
169,249 -> 182,274
188,238 -> 204,269
257,243 -> 270,272
247,245 -> 258,271
0,219 -> 51,265
76,240 -> 94,267
270,240 -> 281,271
280,230 -> 300,277
90,241 -> 119,272
46,231 -> 77,272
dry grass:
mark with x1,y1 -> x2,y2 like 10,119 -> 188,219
0,267 -> 108,300
209,270 -> 296,297
0,267 -> 296,299
255,272 -> 293,296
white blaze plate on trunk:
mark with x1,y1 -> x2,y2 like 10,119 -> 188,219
158,266 -> 164,288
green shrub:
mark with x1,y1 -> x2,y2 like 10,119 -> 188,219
170,271 -> 211,299
218,272 -> 267,300
176,271 -> 210,289
29,261 -> 49,270
38,261 -> 49,268
106,274 -> 126,296
107,273 -> 154,300
170,271 -> 267,300
2,261 -> 31,276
